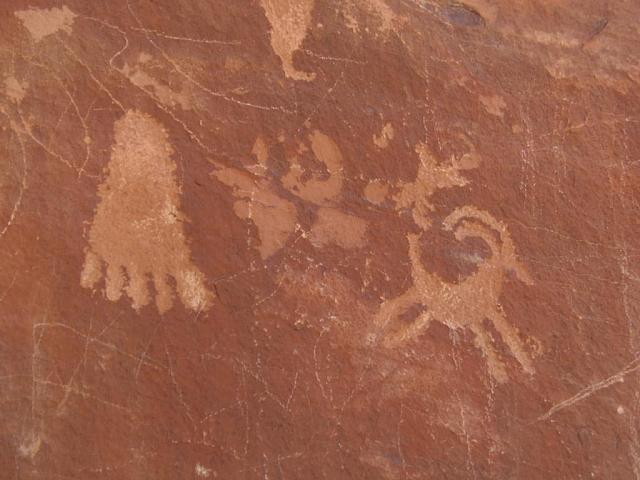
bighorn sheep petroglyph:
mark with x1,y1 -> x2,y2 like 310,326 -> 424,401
373,205 -> 534,382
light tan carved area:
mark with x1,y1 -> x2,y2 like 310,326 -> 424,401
80,110 -> 213,313
373,207 -> 534,383
371,141 -> 535,382
363,179 -> 389,205
216,130 -> 366,258
373,122 -> 394,149
4,77 -> 28,104
308,207 -> 367,249
362,0 -> 399,32
121,53 -> 196,111
283,129 -> 367,247
260,0 -> 316,81
340,0 -> 399,34
394,140 -> 479,229
212,166 -> 297,260
479,94 -> 507,118
282,129 -> 344,205
14,5 -> 76,43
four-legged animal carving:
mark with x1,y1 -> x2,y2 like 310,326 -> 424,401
373,206 -> 534,382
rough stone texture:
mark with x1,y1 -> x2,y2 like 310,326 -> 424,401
0,1 -> 639,479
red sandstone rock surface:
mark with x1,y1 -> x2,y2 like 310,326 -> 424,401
1,1 -> 639,478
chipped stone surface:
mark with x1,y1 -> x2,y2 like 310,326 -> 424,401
0,0 -> 639,478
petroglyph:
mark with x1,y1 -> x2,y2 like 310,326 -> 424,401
81,110 -> 213,313
342,0 -> 400,35
479,94 -> 507,118
213,166 -> 297,260
218,130 -> 366,257
4,77 -> 28,104
394,141 -> 479,229
260,0 -> 316,81
15,6 -> 76,42
363,0 -> 398,32
364,179 -> 389,205
373,206 -> 534,382
308,207 -> 366,249
121,54 -> 195,111
284,129 -> 367,247
282,130 -> 344,205
373,122 -> 394,149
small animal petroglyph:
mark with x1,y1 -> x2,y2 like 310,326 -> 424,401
260,0 -> 316,81
213,164 -> 297,260
282,129 -> 344,205
283,129 -> 367,245
81,110 -> 213,313
373,206 -> 534,382
394,141 -> 479,229
14,6 -> 76,43
215,130 -> 366,257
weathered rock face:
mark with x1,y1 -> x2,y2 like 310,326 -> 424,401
1,0 -> 639,478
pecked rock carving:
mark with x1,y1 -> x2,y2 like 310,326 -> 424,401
373,206 -> 535,383
213,164 -> 298,260
260,0 -> 316,81
283,129 -> 367,248
80,110 -> 213,313
394,140 -> 479,229
14,6 -> 76,43
217,130 -> 366,258
282,129 -> 344,205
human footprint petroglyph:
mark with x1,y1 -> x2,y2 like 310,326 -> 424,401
373,206 -> 534,382
81,110 -> 213,313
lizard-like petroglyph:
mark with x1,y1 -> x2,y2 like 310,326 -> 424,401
260,0 -> 316,81
374,140 -> 535,382
81,110 -> 213,313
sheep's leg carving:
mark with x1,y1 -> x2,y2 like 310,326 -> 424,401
372,286 -> 421,334
470,323 -> 508,383
384,310 -> 434,349
374,205 -> 534,382
487,307 -> 534,374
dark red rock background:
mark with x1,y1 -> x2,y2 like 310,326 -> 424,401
1,0 -> 639,478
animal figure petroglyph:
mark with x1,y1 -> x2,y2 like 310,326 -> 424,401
81,110 -> 213,313
373,205 -> 534,382
260,0 -> 316,81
